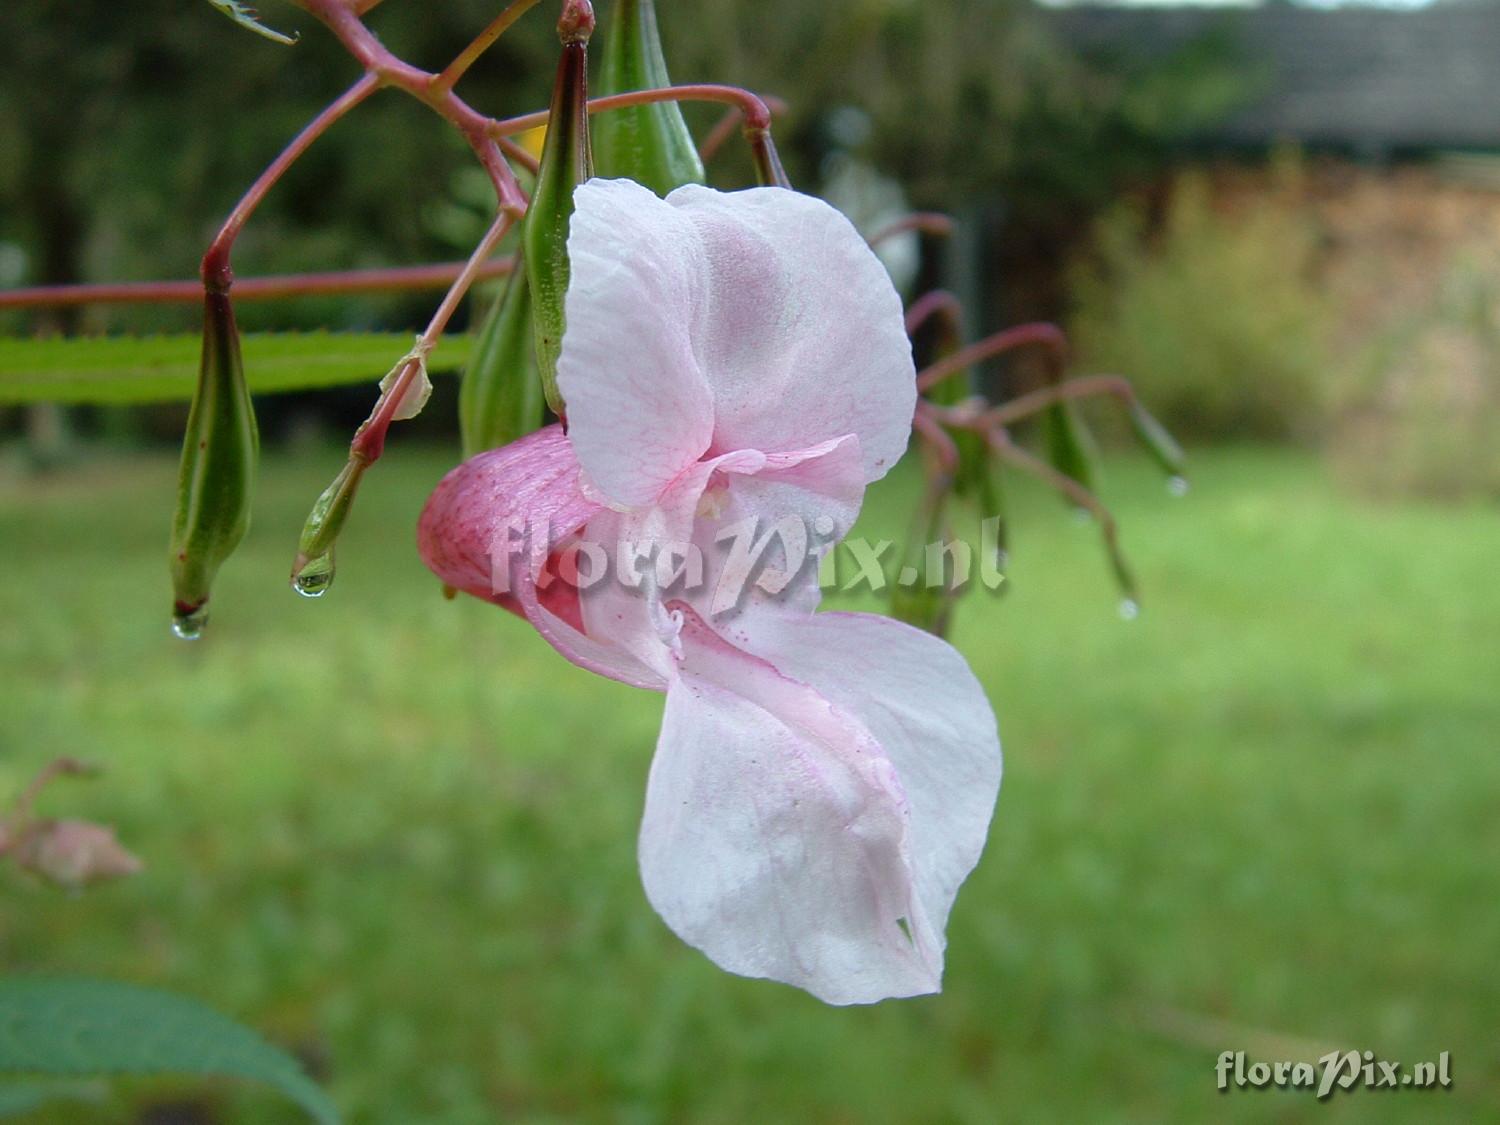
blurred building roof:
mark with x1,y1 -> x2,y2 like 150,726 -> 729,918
1047,5 -> 1500,152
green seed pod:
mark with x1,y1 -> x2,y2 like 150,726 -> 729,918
1044,398 -> 1099,499
595,0 -> 704,195
974,459 -> 1009,596
526,1 -> 595,416
459,260 -> 545,458
290,454 -> 368,599
1127,398 -> 1187,482
168,290 -> 258,639
889,485 -> 958,637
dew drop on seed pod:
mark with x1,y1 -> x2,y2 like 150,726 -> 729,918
171,604 -> 208,640
292,553 -> 335,598
1167,475 -> 1189,497
1117,598 -> 1140,621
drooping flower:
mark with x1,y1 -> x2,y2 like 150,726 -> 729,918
419,179 -> 1001,1004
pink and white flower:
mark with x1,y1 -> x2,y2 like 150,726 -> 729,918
419,179 -> 1001,1005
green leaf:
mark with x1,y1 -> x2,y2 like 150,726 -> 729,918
202,0 -> 299,46
0,977 -> 338,1124
0,332 -> 473,404
0,1078 -> 105,1118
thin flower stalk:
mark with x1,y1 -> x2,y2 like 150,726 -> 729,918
0,259 -> 514,309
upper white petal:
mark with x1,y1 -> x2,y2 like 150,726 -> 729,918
558,179 -> 916,508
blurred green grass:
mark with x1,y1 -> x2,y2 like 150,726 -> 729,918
1,444 -> 1496,1123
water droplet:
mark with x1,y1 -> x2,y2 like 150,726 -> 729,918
1167,475 -> 1189,497
1118,597 -> 1140,621
292,553 -> 335,598
171,604 -> 208,640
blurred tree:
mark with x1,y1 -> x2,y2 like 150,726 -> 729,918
666,0 -> 1252,332
0,1 -> 1251,357
0,0 -> 559,335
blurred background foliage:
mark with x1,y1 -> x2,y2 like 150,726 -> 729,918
0,0 -> 1252,328
5,1 -> 1497,496
1069,157 -> 1331,443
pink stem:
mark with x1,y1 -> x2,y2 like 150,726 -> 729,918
432,0 -> 547,93
0,258 -> 516,309
986,425 -> 1134,598
351,209 -> 518,464
905,289 -> 964,339
916,321 -> 1068,393
976,374 -> 1136,429
491,83 -> 777,135
699,95 -> 788,162
868,212 -> 953,248
1,758 -> 94,850
987,428 -> 1121,554
200,73 -> 380,292
299,0 -> 528,213
497,137 -> 541,175
912,406 -> 960,472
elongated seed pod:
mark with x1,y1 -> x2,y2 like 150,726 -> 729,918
526,1 -> 595,415
1044,397 -> 1099,499
459,260 -> 545,458
168,290 -> 258,639
1127,398 -> 1187,480
889,484 -> 958,637
595,0 -> 704,195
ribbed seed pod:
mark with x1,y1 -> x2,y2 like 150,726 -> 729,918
459,260 -> 545,458
595,0 -> 704,195
168,290 -> 258,639
525,1 -> 595,415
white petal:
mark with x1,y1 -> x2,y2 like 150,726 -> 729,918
665,185 -> 916,481
559,180 -> 916,508
559,179 -> 715,507
639,608 -> 942,1005
577,435 -> 866,671
741,611 -> 1001,941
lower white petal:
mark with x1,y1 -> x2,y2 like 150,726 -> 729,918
738,611 -> 1002,941
639,610 -> 941,1005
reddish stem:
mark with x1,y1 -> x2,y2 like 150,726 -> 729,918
905,289 -> 964,341
986,427 -> 1134,597
300,0 -> 528,213
200,73 -> 379,292
1,758 -> 95,851
912,407 -> 960,473
433,0 -> 546,93
350,209 -> 518,464
699,95 -> 789,162
916,321 -> 1068,393
0,258 -> 516,310
868,212 -> 953,248
977,374 -> 1136,430
491,83 -> 776,136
